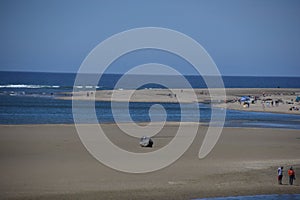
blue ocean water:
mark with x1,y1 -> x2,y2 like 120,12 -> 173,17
1,71 -> 300,89
193,194 -> 300,200
1,71 -> 300,128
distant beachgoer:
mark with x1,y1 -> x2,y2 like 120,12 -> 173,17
278,166 -> 283,185
288,167 -> 296,185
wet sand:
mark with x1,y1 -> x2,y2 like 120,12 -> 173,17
0,124 -> 299,199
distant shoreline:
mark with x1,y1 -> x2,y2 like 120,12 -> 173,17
58,88 -> 300,115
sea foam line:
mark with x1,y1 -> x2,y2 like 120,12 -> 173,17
0,84 -> 101,89
0,84 -> 61,89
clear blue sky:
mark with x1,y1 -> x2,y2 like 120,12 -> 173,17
0,0 -> 300,76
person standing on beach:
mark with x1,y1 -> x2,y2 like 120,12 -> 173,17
277,166 -> 283,184
288,167 -> 296,185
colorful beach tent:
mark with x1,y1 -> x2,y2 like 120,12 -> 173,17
240,96 -> 250,102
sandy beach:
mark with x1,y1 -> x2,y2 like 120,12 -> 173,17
1,0 -> 300,199
59,88 -> 300,115
0,123 -> 299,199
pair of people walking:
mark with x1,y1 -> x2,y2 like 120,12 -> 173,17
277,166 -> 296,185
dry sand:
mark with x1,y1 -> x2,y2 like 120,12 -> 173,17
58,88 -> 300,115
0,124 -> 299,199
218,88 -> 300,115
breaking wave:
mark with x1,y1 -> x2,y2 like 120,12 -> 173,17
0,84 -> 60,89
0,84 -> 101,89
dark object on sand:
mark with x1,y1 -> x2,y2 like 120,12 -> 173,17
140,136 -> 153,147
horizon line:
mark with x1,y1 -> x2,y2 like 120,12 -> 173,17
0,70 -> 300,78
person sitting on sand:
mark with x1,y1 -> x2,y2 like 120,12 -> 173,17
288,166 -> 296,185
277,166 -> 283,185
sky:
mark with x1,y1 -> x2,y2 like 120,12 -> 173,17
0,0 -> 300,76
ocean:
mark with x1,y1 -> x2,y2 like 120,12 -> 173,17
1,71 -> 300,128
